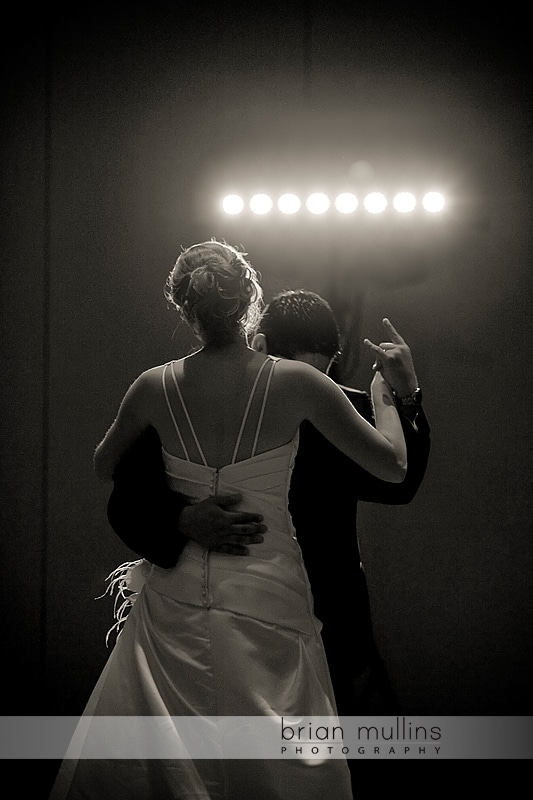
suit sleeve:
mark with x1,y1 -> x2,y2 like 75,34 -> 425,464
106,426 -> 190,568
352,391 -> 431,504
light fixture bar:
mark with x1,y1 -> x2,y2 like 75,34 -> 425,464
221,192 -> 445,216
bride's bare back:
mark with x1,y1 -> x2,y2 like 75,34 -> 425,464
94,240 -> 406,485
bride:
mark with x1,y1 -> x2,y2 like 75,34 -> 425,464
50,238 -> 406,800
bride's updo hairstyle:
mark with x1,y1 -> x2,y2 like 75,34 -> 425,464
165,239 -> 263,345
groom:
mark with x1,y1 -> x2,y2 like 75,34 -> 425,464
107,290 -> 430,715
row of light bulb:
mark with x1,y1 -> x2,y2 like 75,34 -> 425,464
222,191 -> 446,216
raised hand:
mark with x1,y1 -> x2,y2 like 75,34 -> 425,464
364,318 -> 418,399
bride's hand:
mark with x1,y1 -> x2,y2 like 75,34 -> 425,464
364,318 -> 418,398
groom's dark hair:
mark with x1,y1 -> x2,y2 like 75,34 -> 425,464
257,290 -> 340,360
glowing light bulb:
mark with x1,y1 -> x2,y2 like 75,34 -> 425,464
422,192 -> 445,212
363,192 -> 388,214
392,192 -> 417,213
277,193 -> 301,215
334,193 -> 359,214
249,194 -> 273,215
305,192 -> 330,215
222,194 -> 244,215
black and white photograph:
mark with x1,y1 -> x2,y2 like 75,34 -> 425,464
1,2 -> 531,797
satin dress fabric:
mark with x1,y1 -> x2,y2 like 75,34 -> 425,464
49,357 -> 353,800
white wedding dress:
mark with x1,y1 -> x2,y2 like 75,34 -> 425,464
49,356 -> 353,800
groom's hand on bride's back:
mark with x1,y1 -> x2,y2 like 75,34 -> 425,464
178,493 -> 267,556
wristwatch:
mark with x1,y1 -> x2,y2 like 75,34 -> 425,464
395,387 -> 423,407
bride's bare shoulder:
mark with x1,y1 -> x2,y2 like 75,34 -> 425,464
135,361 -> 179,383
120,363 -> 176,402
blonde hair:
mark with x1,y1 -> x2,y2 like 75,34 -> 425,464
165,239 -> 263,344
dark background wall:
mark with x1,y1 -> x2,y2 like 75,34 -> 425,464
1,1 -> 531,786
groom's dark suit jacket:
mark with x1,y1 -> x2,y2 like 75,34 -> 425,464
107,387 -> 430,713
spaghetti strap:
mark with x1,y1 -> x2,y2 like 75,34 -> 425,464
168,361 -> 209,467
162,356 -> 278,468
251,357 -> 278,458
162,363 -> 191,462
231,357 -> 273,464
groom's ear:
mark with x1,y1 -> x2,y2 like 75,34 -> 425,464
252,332 -> 268,354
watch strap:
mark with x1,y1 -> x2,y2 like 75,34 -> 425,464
395,387 -> 422,406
